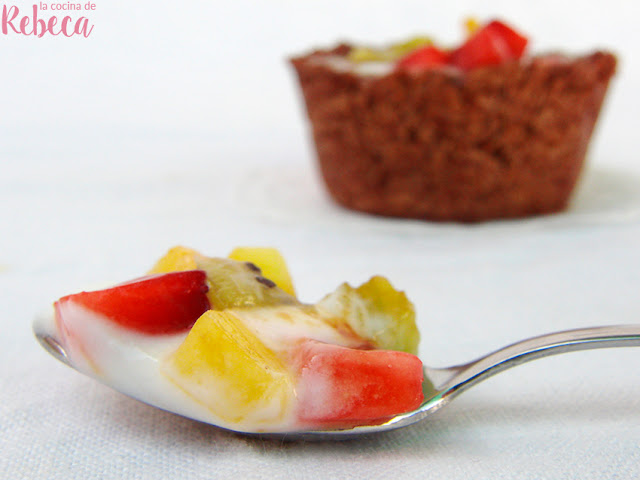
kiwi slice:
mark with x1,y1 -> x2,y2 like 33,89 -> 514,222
315,276 -> 420,355
196,257 -> 299,310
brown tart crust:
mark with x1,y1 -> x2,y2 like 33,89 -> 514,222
290,46 -> 617,222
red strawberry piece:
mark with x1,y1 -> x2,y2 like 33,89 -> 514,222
450,19 -> 529,71
294,340 -> 424,425
55,271 -> 210,334
396,45 -> 450,70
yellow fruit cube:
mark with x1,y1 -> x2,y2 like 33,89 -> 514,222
161,310 -> 294,426
228,247 -> 296,296
149,246 -> 199,274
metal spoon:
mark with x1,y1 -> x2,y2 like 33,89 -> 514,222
34,322 -> 640,439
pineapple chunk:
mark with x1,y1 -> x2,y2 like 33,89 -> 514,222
464,17 -> 481,36
228,247 -> 296,296
149,246 -> 199,273
161,310 -> 294,426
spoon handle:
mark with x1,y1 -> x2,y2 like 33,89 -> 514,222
442,325 -> 640,395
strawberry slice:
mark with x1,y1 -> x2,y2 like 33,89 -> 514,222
396,45 -> 449,70
450,19 -> 528,71
55,271 -> 210,334
294,340 -> 424,425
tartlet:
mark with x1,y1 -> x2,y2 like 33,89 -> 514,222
290,20 -> 617,222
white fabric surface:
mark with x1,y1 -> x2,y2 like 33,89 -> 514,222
1,1 -> 639,478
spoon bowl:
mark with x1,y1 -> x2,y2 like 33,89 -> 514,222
34,317 -> 640,440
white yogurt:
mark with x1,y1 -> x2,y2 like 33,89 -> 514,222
39,301 -> 367,433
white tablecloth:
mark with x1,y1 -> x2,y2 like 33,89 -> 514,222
2,1 -> 639,478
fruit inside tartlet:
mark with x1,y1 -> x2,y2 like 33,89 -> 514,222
347,18 -> 529,72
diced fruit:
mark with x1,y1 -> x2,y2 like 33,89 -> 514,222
348,46 -> 390,63
294,340 -> 424,425
55,271 -> 210,335
396,45 -> 449,70
197,257 -> 298,309
148,246 -> 199,274
149,246 -> 298,309
349,36 -> 433,63
450,19 -> 528,70
464,17 -> 481,36
390,36 -> 433,57
228,247 -> 297,296
488,20 -> 528,57
316,276 -> 420,355
161,310 -> 294,425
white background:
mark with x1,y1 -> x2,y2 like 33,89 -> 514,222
1,1 -> 639,478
